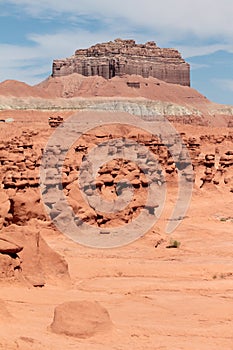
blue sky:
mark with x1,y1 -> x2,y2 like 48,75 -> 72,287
0,0 -> 232,105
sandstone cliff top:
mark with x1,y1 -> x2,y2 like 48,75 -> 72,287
74,38 -> 183,59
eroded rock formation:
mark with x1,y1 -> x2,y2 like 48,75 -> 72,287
52,39 -> 190,86
0,225 -> 70,285
0,127 -> 233,232
0,118 -> 232,278
39,124 -> 233,230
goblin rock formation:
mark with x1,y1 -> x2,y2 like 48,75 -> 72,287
0,130 -> 70,285
52,39 -> 190,86
0,117 -> 233,281
0,127 -> 233,232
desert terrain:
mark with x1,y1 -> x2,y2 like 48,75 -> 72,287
0,39 -> 233,350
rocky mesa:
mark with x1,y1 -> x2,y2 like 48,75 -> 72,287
52,38 -> 190,86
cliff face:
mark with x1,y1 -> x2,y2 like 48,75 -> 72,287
52,39 -> 190,86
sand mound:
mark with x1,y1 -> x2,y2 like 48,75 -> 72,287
37,73 -> 209,105
0,73 -> 211,109
0,79 -> 49,98
50,300 -> 112,338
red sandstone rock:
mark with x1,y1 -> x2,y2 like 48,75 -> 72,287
0,253 -> 21,278
0,190 -> 10,229
7,188 -> 47,225
52,39 -> 190,86
0,234 -> 23,254
1,225 -> 70,286
50,300 -> 112,338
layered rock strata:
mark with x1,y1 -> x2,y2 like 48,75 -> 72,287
52,39 -> 190,86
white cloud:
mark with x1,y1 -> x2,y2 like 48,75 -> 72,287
0,29 -> 125,84
178,43 -> 233,59
2,0 -> 233,43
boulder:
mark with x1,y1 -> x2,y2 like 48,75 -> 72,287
50,301 -> 112,338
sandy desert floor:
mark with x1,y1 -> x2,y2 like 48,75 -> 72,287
0,111 -> 233,350
0,189 -> 233,350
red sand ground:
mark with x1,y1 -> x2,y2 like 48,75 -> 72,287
0,183 -> 232,349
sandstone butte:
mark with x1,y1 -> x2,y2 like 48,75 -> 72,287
0,39 -> 233,350
52,38 -> 190,86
